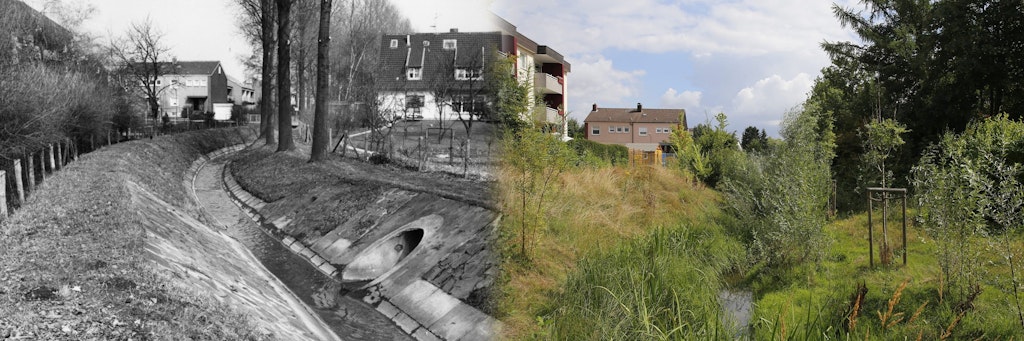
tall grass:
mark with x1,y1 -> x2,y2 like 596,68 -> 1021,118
495,163 -> 729,339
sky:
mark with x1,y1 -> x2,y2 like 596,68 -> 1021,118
25,0 -> 860,136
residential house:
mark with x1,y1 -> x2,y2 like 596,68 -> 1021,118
377,16 -> 570,133
584,103 -> 687,152
148,61 -> 230,119
378,30 -> 502,122
227,75 -> 256,108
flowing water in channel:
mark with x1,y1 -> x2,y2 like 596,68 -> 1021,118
195,157 -> 411,340
719,288 -> 753,340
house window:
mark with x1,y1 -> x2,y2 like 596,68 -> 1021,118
407,67 -> 422,80
616,127 -> 623,133
625,127 -> 630,133
608,126 -> 614,133
199,79 -> 207,86
390,39 -> 399,49
591,125 -> 600,135
405,95 -> 424,109
156,79 -> 162,86
639,127 -> 648,136
455,68 -> 482,80
443,39 -> 457,50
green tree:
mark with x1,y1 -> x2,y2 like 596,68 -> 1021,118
487,54 -> 530,134
722,105 -> 835,267
913,115 -> 1024,323
740,126 -> 768,153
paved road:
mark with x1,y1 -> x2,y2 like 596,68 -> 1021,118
192,154 -> 412,341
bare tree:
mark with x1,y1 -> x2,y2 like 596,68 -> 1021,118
108,18 -> 171,121
233,0 -> 277,144
276,0 -> 294,151
309,0 -> 332,162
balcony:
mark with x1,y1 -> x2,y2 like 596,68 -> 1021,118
545,107 -> 560,123
534,72 -> 563,95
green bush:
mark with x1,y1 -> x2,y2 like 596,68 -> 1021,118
913,114 -> 1024,306
721,105 -> 835,267
567,138 -> 628,166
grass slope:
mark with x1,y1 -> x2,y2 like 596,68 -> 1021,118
0,128 -> 264,340
495,165 -> 736,339
752,211 -> 1024,340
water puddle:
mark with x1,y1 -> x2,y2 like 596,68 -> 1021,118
719,288 -> 753,340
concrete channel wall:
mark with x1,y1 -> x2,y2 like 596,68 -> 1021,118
221,155 -> 501,340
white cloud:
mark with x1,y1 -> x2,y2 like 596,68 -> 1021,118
567,54 -> 645,119
492,0 -> 857,58
730,73 -> 814,131
660,88 -> 702,109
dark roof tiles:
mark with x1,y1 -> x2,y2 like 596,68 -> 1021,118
584,107 -> 687,128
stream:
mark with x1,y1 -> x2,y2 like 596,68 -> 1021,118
719,288 -> 753,339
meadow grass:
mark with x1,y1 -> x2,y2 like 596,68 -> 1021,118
496,160 -> 1024,339
752,209 -> 1024,340
495,165 -> 733,339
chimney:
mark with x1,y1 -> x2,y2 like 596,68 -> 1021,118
592,103 -> 598,112
637,102 -> 643,112
450,28 -> 459,33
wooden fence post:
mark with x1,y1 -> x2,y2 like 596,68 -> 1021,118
55,142 -> 63,170
25,155 -> 34,192
39,151 -> 47,182
13,159 -> 24,204
48,144 -> 56,173
1,170 -> 8,218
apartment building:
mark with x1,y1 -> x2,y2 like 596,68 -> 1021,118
584,103 -> 687,151
377,16 -> 570,133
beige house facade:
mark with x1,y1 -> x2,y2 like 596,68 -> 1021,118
583,103 -> 686,151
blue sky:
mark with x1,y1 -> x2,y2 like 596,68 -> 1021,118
488,0 -> 861,136
27,0 -> 860,136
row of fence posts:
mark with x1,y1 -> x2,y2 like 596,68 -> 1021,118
1,120 -> 241,220
1,138 -> 79,220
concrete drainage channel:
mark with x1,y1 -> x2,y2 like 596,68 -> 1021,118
210,146 -> 501,340
189,145 -> 411,340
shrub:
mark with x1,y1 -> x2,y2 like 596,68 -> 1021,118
567,138 -> 628,166
721,105 -> 835,267
912,114 -> 1024,310
0,64 -> 115,159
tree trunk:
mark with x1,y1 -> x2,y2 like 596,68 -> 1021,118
276,0 -> 294,152
309,0 -> 332,162
261,0 -> 276,145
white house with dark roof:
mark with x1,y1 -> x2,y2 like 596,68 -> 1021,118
377,16 -> 571,134
149,61 -> 230,118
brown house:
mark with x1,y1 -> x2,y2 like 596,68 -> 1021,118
583,103 -> 687,151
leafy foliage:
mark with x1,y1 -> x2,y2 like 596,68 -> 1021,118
567,138 -> 628,167
722,106 -> 835,267
913,115 -> 1024,313
740,126 -> 769,154
672,113 -> 741,187
816,0 -> 1024,210
498,127 -> 576,260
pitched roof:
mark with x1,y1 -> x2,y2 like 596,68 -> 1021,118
584,106 -> 687,128
378,32 -> 504,92
166,61 -> 222,75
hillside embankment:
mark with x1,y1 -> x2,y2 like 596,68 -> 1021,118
0,128 -> 337,340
